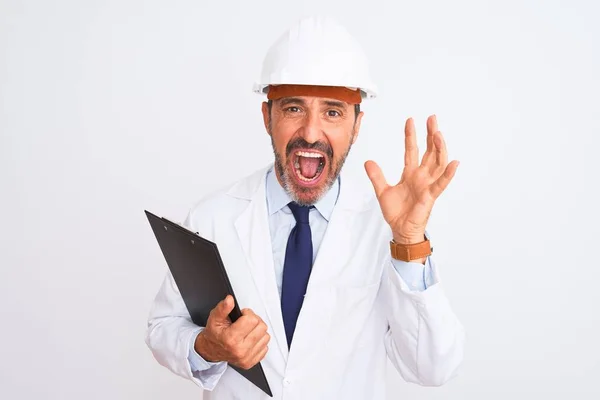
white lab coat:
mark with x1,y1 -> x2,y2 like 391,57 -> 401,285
146,165 -> 465,400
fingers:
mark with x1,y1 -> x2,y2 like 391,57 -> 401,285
404,118 -> 419,169
364,160 -> 388,198
228,308 -> 261,340
248,328 -> 270,353
425,114 -> 437,157
430,160 -> 460,199
238,333 -> 270,370
254,345 -> 269,365
433,131 -> 448,169
422,122 -> 449,178
243,316 -> 269,344
202,305 -> 269,366
238,342 -> 270,370
228,310 -> 270,370
248,341 -> 270,369
209,295 -> 235,324
420,115 -> 436,166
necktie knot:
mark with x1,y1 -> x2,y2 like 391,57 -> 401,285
288,202 -> 310,224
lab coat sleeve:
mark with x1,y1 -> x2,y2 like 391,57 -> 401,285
145,271 -> 227,390
390,257 -> 436,291
382,255 -> 465,386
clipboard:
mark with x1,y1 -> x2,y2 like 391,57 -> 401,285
145,210 -> 273,397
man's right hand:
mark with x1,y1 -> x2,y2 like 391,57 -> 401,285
194,295 -> 270,370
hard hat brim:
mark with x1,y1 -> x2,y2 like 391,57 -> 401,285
253,83 -> 377,100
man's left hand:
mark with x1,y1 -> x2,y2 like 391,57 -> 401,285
365,115 -> 459,245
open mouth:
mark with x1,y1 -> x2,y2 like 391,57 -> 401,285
289,150 -> 327,186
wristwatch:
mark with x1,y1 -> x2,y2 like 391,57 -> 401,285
389,238 -> 432,262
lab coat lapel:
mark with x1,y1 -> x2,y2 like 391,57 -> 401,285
233,169 -> 289,363
285,171 -> 368,369
306,171 -> 369,291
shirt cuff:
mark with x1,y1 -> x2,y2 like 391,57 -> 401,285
391,256 -> 435,291
188,327 -> 227,383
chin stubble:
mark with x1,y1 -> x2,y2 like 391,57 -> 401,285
270,131 -> 355,206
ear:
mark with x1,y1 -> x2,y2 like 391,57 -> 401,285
351,111 -> 364,144
261,101 -> 271,135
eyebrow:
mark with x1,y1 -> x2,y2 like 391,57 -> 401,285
277,98 -> 348,109
322,100 -> 347,108
278,97 -> 307,107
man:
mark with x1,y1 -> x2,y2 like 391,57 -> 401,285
146,15 -> 465,399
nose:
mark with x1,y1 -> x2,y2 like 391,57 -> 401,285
298,110 -> 324,144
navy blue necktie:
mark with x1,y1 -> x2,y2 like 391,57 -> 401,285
281,202 -> 313,348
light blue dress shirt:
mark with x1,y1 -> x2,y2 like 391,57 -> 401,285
187,168 -> 435,378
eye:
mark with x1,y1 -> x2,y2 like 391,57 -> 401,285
327,110 -> 341,117
285,106 -> 301,113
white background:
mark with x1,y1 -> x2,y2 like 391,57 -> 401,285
1,0 -> 599,399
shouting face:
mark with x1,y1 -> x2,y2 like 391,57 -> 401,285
262,96 -> 363,206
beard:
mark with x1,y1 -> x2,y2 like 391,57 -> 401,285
271,131 -> 355,206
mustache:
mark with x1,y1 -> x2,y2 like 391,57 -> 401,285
285,138 -> 333,159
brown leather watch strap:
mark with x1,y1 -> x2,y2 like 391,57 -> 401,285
390,239 -> 432,262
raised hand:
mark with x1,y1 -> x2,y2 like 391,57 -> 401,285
365,115 -> 459,245
194,295 -> 270,370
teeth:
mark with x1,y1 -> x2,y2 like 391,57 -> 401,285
296,151 -> 323,158
295,167 -> 318,181
294,151 -> 325,182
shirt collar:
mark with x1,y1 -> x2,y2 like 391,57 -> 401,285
266,167 -> 339,222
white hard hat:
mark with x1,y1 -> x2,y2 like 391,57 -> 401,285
253,15 -> 377,100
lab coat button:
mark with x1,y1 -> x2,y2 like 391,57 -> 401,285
283,378 -> 291,386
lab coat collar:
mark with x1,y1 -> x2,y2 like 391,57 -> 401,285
227,163 -> 369,212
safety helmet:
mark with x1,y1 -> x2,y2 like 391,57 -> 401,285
253,15 -> 377,100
